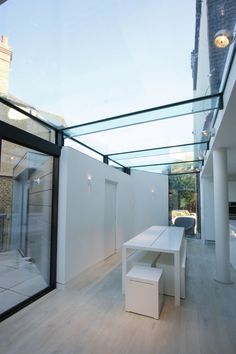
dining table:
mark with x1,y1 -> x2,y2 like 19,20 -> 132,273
122,225 -> 185,306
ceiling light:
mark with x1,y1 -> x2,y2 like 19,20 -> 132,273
214,29 -> 234,48
201,130 -> 209,137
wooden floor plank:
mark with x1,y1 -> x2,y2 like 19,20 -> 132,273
0,240 -> 236,354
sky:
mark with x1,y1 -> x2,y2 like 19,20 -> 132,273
0,0 -> 197,157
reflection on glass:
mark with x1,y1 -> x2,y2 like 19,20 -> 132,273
133,160 -> 203,175
0,101 -> 56,143
169,173 -> 199,238
193,109 -> 218,144
0,140 -> 53,314
64,94 -> 221,138
109,142 -> 208,167
71,112 -> 202,156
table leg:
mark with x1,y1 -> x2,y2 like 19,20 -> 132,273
174,251 -> 180,306
122,246 -> 127,294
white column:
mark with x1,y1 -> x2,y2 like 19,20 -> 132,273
213,148 -> 231,283
201,177 -> 215,242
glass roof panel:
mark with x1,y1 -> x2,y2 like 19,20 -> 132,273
0,100 -> 56,143
63,94 -> 221,138
109,142 -> 208,167
68,110 -> 213,155
133,160 -> 203,175
0,0 -> 235,131
1,0 -> 235,176
109,142 -> 207,160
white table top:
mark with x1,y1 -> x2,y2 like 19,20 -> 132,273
123,225 -> 167,248
123,225 -> 184,253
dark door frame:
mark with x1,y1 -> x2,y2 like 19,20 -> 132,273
0,120 -> 61,322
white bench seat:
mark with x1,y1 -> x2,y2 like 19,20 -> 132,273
127,250 -> 160,272
154,239 -> 187,299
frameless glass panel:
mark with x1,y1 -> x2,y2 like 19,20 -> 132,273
193,108 -> 218,144
72,114 -> 195,155
1,0 -> 235,134
109,142 -> 208,167
0,140 -> 53,314
70,109 -> 213,158
110,143 -> 202,160
64,94 -> 221,138
0,101 -> 56,143
169,173 -> 200,238
116,151 -> 202,168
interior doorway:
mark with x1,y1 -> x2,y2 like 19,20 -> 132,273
104,180 -> 117,259
168,173 -> 200,238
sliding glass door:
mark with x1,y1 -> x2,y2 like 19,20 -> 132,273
0,139 -> 55,317
168,173 -> 200,238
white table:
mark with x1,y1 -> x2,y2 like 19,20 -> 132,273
122,225 -> 184,306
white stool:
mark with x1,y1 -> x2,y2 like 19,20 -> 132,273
125,265 -> 164,319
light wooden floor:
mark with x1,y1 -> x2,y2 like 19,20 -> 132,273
1,240 -> 236,354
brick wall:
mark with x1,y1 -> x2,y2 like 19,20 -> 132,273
0,176 -> 12,214
0,176 -> 12,251
207,0 -> 236,93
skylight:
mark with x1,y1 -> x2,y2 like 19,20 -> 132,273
0,0 -> 235,174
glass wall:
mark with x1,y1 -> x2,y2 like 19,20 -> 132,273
0,100 -> 56,143
169,173 -> 200,238
0,139 -> 53,315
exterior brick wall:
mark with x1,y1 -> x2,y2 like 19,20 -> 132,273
207,0 -> 236,94
0,176 -> 12,251
192,0 -> 236,94
0,176 -> 12,214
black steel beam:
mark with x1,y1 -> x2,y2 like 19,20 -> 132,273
107,141 -> 208,157
0,120 -> 60,156
61,93 -> 223,134
130,159 -> 203,169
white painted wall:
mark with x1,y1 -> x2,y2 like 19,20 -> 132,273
57,147 -> 168,286
201,176 -> 215,241
229,220 -> 236,271
201,176 -> 236,242
229,181 -> 236,201
132,170 -> 168,235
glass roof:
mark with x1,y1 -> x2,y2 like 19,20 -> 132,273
62,94 -> 221,138
133,160 -> 203,175
62,97 -> 218,174
108,142 -> 208,168
1,0 -> 235,174
0,99 -> 56,143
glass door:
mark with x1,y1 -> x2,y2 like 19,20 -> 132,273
168,173 -> 200,238
0,139 -> 54,315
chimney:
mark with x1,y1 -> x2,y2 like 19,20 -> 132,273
0,35 -> 12,97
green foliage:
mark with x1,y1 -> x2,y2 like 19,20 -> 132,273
169,173 -> 197,215
169,174 -> 195,191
